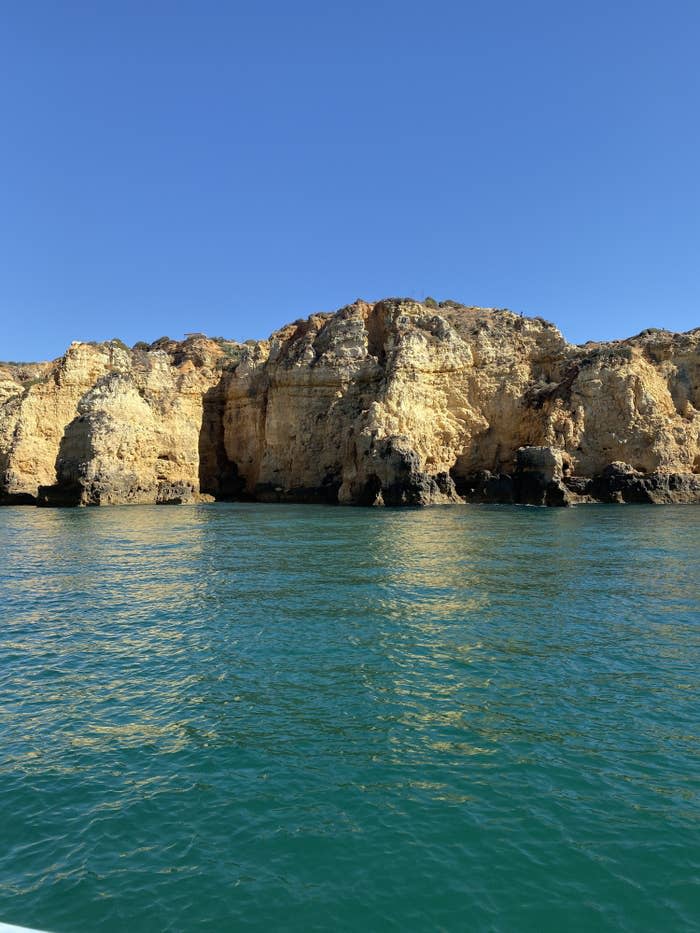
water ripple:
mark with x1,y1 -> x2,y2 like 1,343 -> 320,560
0,503 -> 698,932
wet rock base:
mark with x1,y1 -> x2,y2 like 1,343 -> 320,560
11,446 -> 700,509
456,450 -> 700,507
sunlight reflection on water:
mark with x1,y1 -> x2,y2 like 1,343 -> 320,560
1,503 -> 699,932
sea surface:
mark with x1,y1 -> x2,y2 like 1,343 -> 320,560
0,503 -> 699,932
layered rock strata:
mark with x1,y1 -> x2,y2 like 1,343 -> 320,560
1,299 -> 698,507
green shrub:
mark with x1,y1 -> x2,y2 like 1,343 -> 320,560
109,338 -> 130,352
22,377 -> 46,392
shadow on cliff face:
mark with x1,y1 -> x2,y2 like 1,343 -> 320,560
37,414 -> 91,506
0,489 -> 37,505
357,473 -> 383,506
365,302 -> 390,365
198,384 -> 247,500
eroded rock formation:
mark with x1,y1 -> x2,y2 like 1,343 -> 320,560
1,299 -> 698,507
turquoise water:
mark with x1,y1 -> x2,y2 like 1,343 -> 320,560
0,504 -> 699,933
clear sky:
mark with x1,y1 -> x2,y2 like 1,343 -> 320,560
1,0 -> 698,360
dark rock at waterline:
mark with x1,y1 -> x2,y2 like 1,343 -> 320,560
587,462 -> 700,504
455,450 -> 700,506
37,481 -> 84,507
453,470 -> 515,504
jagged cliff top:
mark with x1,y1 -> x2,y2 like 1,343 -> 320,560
1,296 -> 698,382
1,296 -> 698,507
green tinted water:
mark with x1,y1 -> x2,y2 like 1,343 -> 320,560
1,504 -> 699,932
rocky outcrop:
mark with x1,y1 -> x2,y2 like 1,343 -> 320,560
1,299 -> 698,507
1,337 -> 226,506
511,446 -> 572,506
584,461 -> 700,504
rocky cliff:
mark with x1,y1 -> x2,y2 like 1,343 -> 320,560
1,299 -> 699,507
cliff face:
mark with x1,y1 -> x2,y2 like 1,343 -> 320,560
0,338 -> 225,505
1,299 -> 698,507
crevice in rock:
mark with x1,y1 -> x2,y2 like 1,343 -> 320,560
365,304 -> 389,365
198,382 -> 246,498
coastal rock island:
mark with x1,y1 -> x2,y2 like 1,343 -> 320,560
1,298 -> 699,507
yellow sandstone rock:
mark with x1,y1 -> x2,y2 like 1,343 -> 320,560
1,300 -> 698,506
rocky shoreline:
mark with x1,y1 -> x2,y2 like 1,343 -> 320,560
456,448 -> 700,507
1,299 -> 699,508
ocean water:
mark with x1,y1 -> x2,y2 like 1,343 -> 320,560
0,503 -> 698,933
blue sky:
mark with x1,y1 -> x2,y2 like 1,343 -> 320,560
1,0 -> 698,360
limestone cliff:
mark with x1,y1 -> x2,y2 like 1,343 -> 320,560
1,299 -> 698,507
